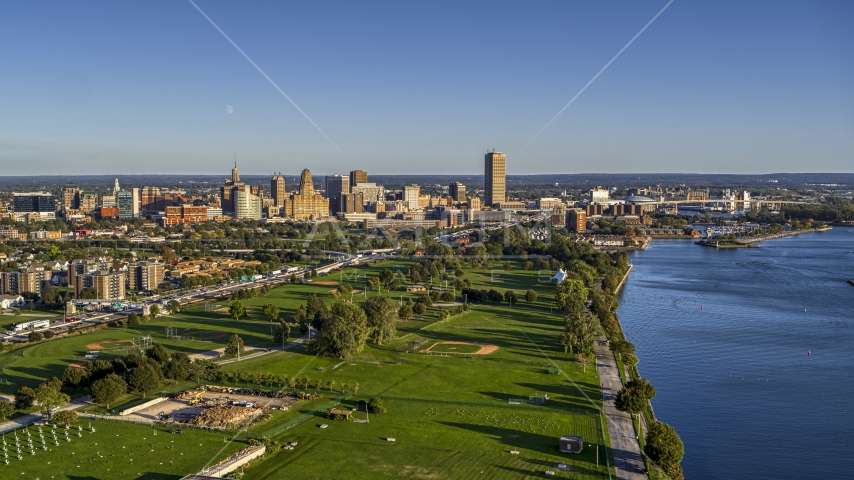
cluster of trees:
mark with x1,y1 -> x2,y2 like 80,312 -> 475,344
55,344 -> 221,408
309,295 -> 401,357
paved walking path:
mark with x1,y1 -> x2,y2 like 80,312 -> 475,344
215,331 -> 310,365
594,339 -> 646,480
0,395 -> 91,434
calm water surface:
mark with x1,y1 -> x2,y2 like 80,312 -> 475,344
618,228 -> 854,479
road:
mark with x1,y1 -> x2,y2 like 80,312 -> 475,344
594,339 -> 646,480
1,251 -> 393,345
0,395 -> 91,434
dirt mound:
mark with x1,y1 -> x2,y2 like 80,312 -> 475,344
85,339 -> 135,350
188,406 -> 263,429
422,341 -> 499,355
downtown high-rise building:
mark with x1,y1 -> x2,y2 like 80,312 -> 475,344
449,182 -> 466,202
484,151 -> 506,207
349,169 -> 368,188
325,174 -> 350,214
271,173 -> 286,206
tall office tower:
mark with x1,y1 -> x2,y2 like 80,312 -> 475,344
271,173 -> 286,206
403,185 -> 420,211
12,193 -> 55,213
232,161 -> 240,183
140,186 -> 161,212
113,178 -> 120,195
325,175 -> 350,214
449,182 -> 466,202
484,150 -> 506,207
117,189 -> 139,219
286,169 -> 329,221
349,169 -> 368,188
62,184 -> 80,210
340,192 -> 364,214
234,186 -> 262,220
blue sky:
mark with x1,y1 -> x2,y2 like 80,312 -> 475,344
1,1 -> 852,175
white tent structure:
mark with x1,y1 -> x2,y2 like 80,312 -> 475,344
551,269 -> 567,283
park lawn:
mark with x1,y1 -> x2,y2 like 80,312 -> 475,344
220,306 -> 603,413
245,400 -> 608,480
1,419 -> 248,480
463,264 -> 561,311
0,313 -> 280,395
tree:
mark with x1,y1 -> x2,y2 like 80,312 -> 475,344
378,268 -> 394,286
149,304 -> 160,318
293,306 -> 307,325
367,397 -> 387,414
41,285 -> 59,306
167,300 -> 181,314
61,366 -> 88,388
90,373 -> 127,408
325,380 -> 336,391
504,289 -> 518,304
43,330 -> 55,339
645,421 -> 685,474
337,282 -> 353,297
28,331 -> 43,343
609,339 -> 636,359
229,300 -> 246,320
262,303 -> 280,323
625,378 -> 656,401
555,279 -> 588,320
36,384 -> 70,420
361,296 -> 398,345
563,313 -> 602,356
163,352 -> 191,381
275,320 -> 290,344
79,287 -> 99,300
412,302 -> 426,315
614,385 -> 647,417
14,386 -> 36,409
128,363 -> 161,397
398,304 -> 413,321
127,312 -> 140,328
146,344 -> 170,364
51,410 -> 78,426
86,359 -> 115,382
310,303 -> 369,358
623,353 -> 639,368
224,333 -> 245,356
28,300 -> 35,311
525,289 -> 537,303
0,401 -> 15,421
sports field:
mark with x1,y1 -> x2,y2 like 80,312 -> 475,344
247,400 -> 607,480
0,419 -> 248,479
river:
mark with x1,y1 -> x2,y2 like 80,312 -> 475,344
618,227 -> 854,479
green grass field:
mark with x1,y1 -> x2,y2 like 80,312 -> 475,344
0,419 -> 248,480
247,400 -> 607,480
0,259 -> 615,479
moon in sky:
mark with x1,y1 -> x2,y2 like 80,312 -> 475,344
226,105 -> 233,114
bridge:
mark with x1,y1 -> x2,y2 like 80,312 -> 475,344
651,199 -> 810,213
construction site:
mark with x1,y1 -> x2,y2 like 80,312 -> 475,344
122,385 -> 319,430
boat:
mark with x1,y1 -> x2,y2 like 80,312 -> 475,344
847,279 -> 854,287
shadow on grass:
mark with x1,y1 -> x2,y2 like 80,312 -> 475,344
438,421 -> 607,477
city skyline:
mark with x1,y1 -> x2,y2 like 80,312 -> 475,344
1,1 -> 852,175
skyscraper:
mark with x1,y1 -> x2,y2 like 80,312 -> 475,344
484,151 -> 506,207
403,185 -> 420,211
113,178 -> 120,195
286,169 -> 329,221
325,175 -> 350,214
271,173 -> 286,206
232,161 -> 240,183
349,169 -> 368,188
449,182 -> 466,202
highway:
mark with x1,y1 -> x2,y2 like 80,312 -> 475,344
2,250 -> 391,345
